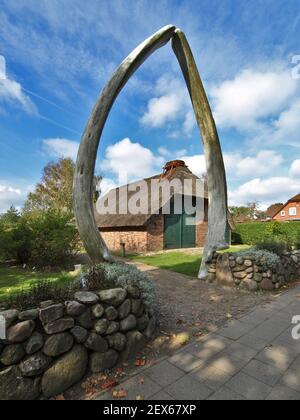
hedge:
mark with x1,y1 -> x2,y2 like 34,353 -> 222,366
232,221 -> 300,246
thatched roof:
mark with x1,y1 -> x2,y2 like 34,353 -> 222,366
95,161 -> 208,228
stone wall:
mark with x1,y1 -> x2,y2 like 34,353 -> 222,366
207,250 -> 300,291
0,287 -> 156,400
100,228 -> 148,253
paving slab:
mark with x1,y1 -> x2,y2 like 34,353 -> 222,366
217,320 -> 256,341
255,345 -> 299,371
145,361 -> 185,388
242,359 -> 283,387
266,385 -> 300,400
164,375 -> 213,400
208,387 -> 246,400
168,350 -> 204,373
226,371 -> 272,400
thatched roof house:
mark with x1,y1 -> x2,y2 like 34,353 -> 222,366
95,160 -> 225,254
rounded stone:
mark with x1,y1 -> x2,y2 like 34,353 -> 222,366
76,309 -> 93,329
254,273 -> 263,283
20,352 -> 51,377
137,314 -> 149,331
261,278 -> 275,291
126,283 -> 140,299
107,333 -> 126,351
74,291 -> 99,305
244,260 -> 253,267
44,318 -> 74,335
118,299 -> 131,320
25,332 -> 44,355
105,321 -> 119,335
18,309 -> 39,321
98,288 -> 127,307
143,317 -> 156,339
105,306 -> 118,321
0,366 -> 41,400
0,310 -> 19,328
65,301 -> 86,317
131,299 -> 142,316
7,320 -> 35,343
91,303 -> 105,318
0,344 -> 25,366
236,257 -> 244,265
120,315 -> 137,332
70,326 -> 88,344
84,332 -> 108,352
94,319 -> 109,335
120,331 -> 146,362
43,333 -> 74,357
41,345 -> 88,398
39,304 -> 64,324
89,349 -> 119,373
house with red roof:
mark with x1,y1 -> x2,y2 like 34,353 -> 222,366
272,194 -> 300,221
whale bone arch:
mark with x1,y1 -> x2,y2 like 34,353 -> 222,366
73,25 -> 229,279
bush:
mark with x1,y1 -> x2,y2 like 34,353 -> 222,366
232,221 -> 300,247
0,209 -> 79,267
255,241 -> 291,256
86,262 -> 156,309
236,249 -> 281,271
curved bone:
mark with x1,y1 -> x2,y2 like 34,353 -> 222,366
171,29 -> 229,278
73,25 -> 176,263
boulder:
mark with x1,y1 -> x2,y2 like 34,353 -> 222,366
43,333 -> 74,357
0,344 -> 25,366
74,291 -> 99,305
118,299 -> 131,320
94,319 -> 109,335
76,309 -> 93,329
7,321 -> 35,343
216,254 -> 234,286
65,301 -> 86,317
85,333 -> 108,352
44,318 -> 74,335
98,288 -> 127,307
89,349 -> 119,373
120,315 -> 137,332
131,299 -> 143,316
25,332 -> 44,355
261,278 -> 275,291
40,300 -> 54,309
126,282 -> 140,299
143,317 -> 156,339
107,333 -> 127,351
106,321 -> 119,335
120,331 -> 146,362
236,257 -> 244,265
233,272 -> 247,280
105,306 -> 118,321
20,352 -> 51,377
0,366 -> 41,400
244,259 -> 253,267
70,326 -> 88,344
137,314 -> 149,331
91,303 -> 105,318
42,345 -> 88,398
0,309 -> 19,328
18,309 -> 39,321
39,304 -> 64,324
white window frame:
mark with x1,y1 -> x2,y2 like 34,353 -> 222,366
289,207 -> 297,216
281,210 -> 286,217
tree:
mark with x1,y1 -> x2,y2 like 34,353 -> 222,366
24,158 -> 102,213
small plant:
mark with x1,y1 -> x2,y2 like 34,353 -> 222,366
255,241 -> 290,256
236,249 -> 280,271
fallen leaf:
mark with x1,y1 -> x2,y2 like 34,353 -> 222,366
135,358 -> 146,367
112,389 -> 128,399
136,395 -> 145,400
138,377 -> 145,385
101,379 -> 118,390
54,394 -> 65,400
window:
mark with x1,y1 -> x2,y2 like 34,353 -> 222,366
281,210 -> 286,217
289,207 -> 297,216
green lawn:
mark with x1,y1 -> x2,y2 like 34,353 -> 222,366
128,245 -> 251,277
0,266 -> 79,303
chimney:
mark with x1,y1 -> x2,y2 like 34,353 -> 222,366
161,160 -> 187,179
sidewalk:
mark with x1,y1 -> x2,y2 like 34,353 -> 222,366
94,284 -> 300,401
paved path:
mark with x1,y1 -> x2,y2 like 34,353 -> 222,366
94,284 -> 300,401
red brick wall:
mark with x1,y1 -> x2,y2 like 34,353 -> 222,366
196,222 -> 208,247
100,227 -> 148,253
146,215 -> 164,252
273,201 -> 300,221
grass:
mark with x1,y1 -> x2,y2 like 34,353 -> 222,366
0,266 -> 79,303
128,245 -> 251,277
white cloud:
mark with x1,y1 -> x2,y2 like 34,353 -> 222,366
272,99 -> 300,146
290,159 -> 300,178
140,75 -> 195,135
158,147 -> 188,159
0,55 -> 37,115
100,178 -> 118,196
236,150 -> 283,177
211,69 -> 297,130
102,138 -> 164,184
229,176 -> 300,209
43,138 -> 79,160
0,184 -> 24,213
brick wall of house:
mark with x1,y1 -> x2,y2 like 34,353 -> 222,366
273,201 -> 300,221
146,215 -> 164,252
100,227 -> 148,253
196,221 -> 208,247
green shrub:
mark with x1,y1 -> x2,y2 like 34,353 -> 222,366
232,221 -> 300,247
255,241 -> 290,256
87,262 -> 156,309
236,249 -> 280,271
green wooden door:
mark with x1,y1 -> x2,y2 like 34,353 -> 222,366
164,213 -> 181,249
182,212 -> 196,248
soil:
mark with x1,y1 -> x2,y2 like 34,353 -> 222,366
63,262 -> 289,400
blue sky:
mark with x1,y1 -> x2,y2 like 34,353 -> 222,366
0,0 -> 300,212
